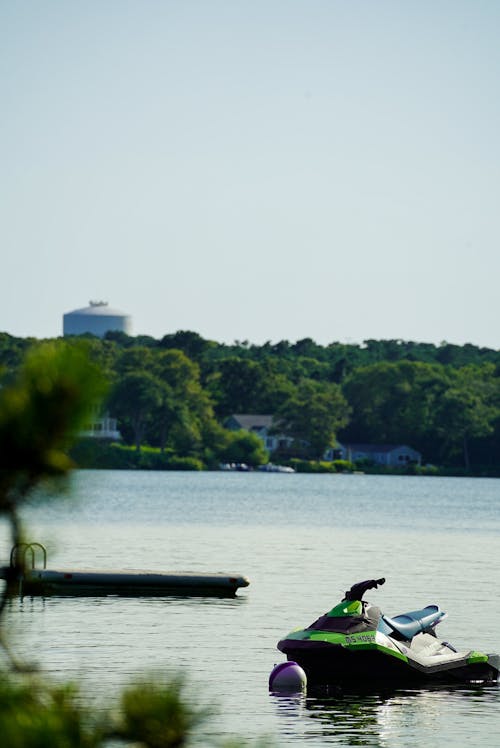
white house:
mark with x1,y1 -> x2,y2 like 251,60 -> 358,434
224,414 -> 293,454
80,409 -> 122,440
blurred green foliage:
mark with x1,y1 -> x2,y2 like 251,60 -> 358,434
116,676 -> 209,747
0,673 -> 266,747
0,342 -> 106,507
0,342 -> 270,746
0,678 -> 98,748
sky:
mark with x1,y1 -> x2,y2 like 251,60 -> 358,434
1,1 -> 499,349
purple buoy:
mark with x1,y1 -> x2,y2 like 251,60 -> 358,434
269,661 -> 307,692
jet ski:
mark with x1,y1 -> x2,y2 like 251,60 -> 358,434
277,578 -> 499,687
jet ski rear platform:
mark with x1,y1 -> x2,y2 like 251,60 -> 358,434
277,578 -> 499,688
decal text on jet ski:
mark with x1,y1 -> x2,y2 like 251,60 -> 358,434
345,632 -> 376,645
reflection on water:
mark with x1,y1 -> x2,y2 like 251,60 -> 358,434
271,684 -> 500,746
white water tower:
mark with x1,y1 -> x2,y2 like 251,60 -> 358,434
63,301 -> 131,338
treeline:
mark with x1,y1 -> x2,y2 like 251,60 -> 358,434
1,331 -> 499,472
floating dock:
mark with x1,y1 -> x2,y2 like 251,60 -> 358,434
3,543 -> 250,598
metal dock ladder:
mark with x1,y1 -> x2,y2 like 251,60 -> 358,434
10,543 -> 47,595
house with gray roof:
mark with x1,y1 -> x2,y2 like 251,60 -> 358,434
340,443 -> 422,467
224,414 -> 293,453
225,415 -> 422,466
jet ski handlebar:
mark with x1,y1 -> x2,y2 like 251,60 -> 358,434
343,578 -> 386,601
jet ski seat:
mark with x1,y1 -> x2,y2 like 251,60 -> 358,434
381,605 -> 446,641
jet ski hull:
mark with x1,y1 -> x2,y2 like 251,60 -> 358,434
279,642 -> 499,687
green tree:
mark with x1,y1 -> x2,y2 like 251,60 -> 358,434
114,346 -> 155,376
341,361 -> 450,454
0,332 -> 31,371
158,330 -> 216,362
153,350 -> 218,456
216,429 -> 268,467
65,336 -> 119,381
342,361 -> 500,468
274,380 -> 350,459
209,358 -> 269,417
107,371 -> 163,450
208,357 -> 295,418
434,365 -> 499,468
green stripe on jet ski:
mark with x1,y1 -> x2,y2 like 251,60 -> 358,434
284,629 -> 409,662
285,630 -> 345,643
308,632 -> 348,644
467,652 -> 489,664
342,634 -> 408,662
327,600 -> 363,617
352,643 -> 408,662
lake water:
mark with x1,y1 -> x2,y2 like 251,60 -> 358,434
4,470 -> 500,746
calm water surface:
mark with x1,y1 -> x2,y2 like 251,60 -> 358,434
4,471 -> 500,746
